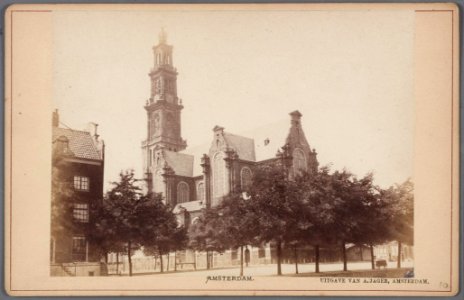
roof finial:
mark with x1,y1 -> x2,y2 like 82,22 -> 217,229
159,27 -> 167,44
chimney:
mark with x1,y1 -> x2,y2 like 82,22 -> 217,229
87,122 -> 99,140
289,110 -> 302,127
213,125 -> 224,135
52,109 -> 59,127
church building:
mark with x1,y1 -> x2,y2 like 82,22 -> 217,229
141,30 -> 319,267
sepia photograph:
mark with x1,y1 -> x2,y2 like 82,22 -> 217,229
4,3 -> 459,296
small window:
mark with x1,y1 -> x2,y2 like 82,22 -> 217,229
72,236 -> 86,261
196,182 -> 205,201
73,203 -> 89,223
74,176 -> 89,191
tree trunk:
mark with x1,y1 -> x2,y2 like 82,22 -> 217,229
397,241 -> 402,268
341,241 -> 347,271
210,251 -> 213,269
160,252 -> 164,273
370,243 -> 375,270
315,245 -> 320,273
359,245 -> 364,261
276,240 -> 282,276
206,250 -> 210,270
193,250 -> 197,270
240,246 -> 244,276
174,251 -> 177,272
167,253 -> 170,271
116,252 -> 119,275
102,251 -> 108,276
294,247 -> 299,274
127,241 -> 133,277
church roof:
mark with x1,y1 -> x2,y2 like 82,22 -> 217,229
164,151 -> 194,177
238,118 -> 290,162
172,200 -> 205,214
182,144 -> 208,177
52,127 -> 101,160
182,118 -> 292,176
223,132 -> 256,161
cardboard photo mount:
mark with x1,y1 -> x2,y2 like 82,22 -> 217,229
4,3 -> 460,297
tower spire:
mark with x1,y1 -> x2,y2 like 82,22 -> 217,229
159,27 -> 167,44
144,30 -> 187,153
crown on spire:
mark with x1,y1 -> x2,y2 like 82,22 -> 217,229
159,28 -> 167,44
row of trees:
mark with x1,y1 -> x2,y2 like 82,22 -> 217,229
89,171 -> 188,276
189,163 -> 414,276
53,164 -> 413,277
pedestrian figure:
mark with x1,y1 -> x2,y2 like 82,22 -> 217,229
245,247 -> 250,267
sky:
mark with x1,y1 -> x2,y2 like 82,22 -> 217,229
52,9 -> 414,190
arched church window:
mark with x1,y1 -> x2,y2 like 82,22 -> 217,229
213,152 -> 226,197
196,182 -> 205,201
177,181 -> 189,203
240,167 -> 252,192
293,148 -> 307,175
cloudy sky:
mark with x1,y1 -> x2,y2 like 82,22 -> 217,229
53,8 -> 414,190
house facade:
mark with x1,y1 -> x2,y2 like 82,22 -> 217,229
51,110 -> 105,276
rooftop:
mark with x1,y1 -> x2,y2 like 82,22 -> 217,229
52,127 -> 102,161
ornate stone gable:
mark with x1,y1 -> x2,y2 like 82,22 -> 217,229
285,110 -> 319,176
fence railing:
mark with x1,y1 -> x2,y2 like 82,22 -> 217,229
50,262 -> 101,276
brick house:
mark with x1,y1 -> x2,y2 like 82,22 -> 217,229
50,110 -> 105,276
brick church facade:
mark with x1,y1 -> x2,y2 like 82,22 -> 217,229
142,30 -> 318,222
140,30 -> 319,267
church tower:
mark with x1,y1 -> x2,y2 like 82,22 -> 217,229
142,29 -> 188,196
144,29 -> 187,152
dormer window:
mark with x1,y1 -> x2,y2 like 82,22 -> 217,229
54,136 -> 71,156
